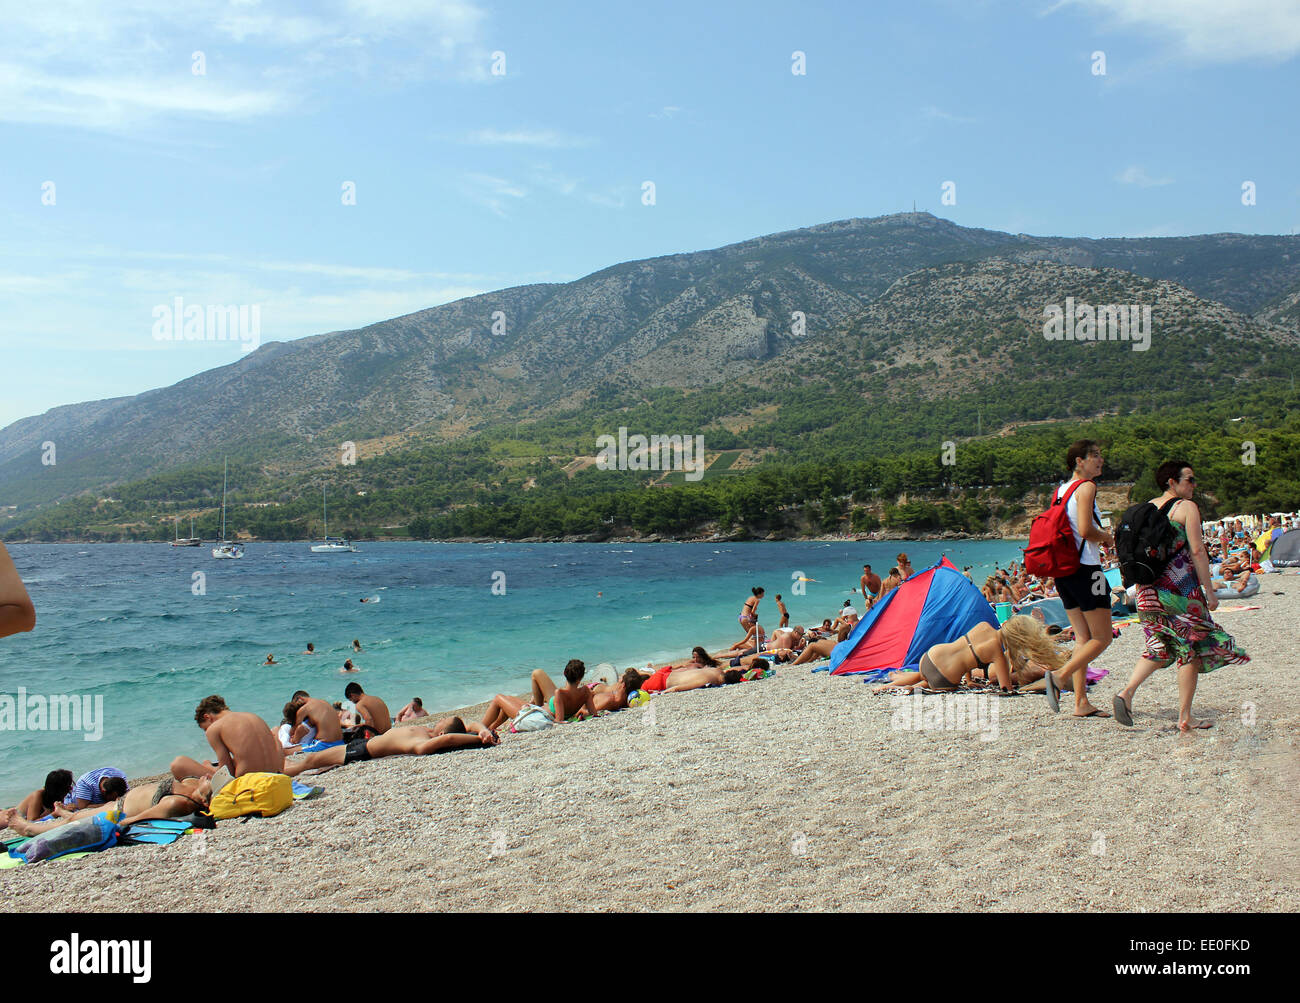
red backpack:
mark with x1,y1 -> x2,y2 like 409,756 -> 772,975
1023,480 -> 1089,579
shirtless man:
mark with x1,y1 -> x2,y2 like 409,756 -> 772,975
860,565 -> 882,607
395,698 -> 427,723
775,594 -> 790,627
2,776 -> 213,837
288,694 -> 345,750
282,717 -> 498,777
530,666 -> 644,714
170,695 -> 285,782
637,663 -> 745,694
344,682 -> 391,734
482,659 -> 598,728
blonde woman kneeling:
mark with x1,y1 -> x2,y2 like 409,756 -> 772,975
871,616 -> 1065,694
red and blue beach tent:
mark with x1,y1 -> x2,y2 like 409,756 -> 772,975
828,557 -> 998,676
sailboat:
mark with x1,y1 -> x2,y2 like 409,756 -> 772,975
170,515 -> 201,548
212,459 -> 244,559
311,486 -> 356,553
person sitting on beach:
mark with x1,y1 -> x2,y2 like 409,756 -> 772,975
341,658 -> 359,673
530,665 -> 645,714
728,623 -> 766,652
2,776 -> 214,837
0,542 -> 36,639
170,695 -> 286,782
395,698 -> 427,723
61,767 -> 129,810
302,643 -> 316,655
481,659 -> 599,729
344,682 -> 391,734
286,694 -> 345,751
869,615 -> 1062,694
334,701 -> 359,728
282,717 -> 499,777
263,653 -> 278,666
13,769 -> 74,821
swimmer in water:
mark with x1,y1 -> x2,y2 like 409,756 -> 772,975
263,654 -> 278,666
302,643 -> 316,655
352,639 -> 362,652
341,659 -> 359,673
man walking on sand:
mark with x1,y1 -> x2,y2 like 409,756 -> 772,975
170,695 -> 285,782
860,565 -> 881,607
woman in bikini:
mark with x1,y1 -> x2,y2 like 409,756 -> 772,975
734,586 -> 764,648
870,615 -> 1065,693
2,776 -> 213,836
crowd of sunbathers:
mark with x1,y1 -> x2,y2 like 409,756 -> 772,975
1,645 -> 778,838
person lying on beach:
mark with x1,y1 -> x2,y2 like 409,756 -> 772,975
282,718 -> 499,777
171,695 -> 286,782
0,542 -> 36,639
13,769 -> 74,821
635,663 -> 746,694
2,776 -> 214,836
395,698 -> 427,723
286,694 -> 344,749
344,682 -> 391,734
791,638 -> 838,665
529,666 -> 645,714
4,777 -> 213,833
62,767 -> 129,810
482,659 -> 599,729
806,619 -> 834,641
869,615 -> 1064,694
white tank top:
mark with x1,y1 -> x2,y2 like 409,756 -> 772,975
1056,480 -> 1102,566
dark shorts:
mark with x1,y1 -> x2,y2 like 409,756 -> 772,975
343,737 -> 373,765
1055,564 -> 1109,612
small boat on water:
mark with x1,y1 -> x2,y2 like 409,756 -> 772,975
212,459 -> 244,559
310,486 -> 356,553
171,516 -> 201,548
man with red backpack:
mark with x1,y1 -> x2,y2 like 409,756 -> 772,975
1023,440 -> 1115,718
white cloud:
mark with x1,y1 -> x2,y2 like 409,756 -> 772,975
461,128 -> 595,148
460,173 -> 529,217
0,0 -> 491,130
921,104 -> 977,124
650,105 -> 682,119
1060,0 -> 1300,62
1115,165 -> 1174,187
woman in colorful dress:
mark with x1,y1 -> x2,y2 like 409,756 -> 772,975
1113,460 -> 1249,730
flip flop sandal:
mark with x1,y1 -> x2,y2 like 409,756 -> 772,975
1113,695 -> 1134,726
1044,670 -> 1061,713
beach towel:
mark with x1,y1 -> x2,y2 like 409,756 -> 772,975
291,780 -> 324,800
299,738 -> 344,754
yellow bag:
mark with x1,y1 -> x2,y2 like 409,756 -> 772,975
209,772 -> 293,820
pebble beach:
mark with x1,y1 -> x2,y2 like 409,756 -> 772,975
4,579 -> 1297,912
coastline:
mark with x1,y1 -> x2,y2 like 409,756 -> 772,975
6,578 -> 1293,912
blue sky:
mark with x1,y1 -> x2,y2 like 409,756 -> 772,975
2,0 -> 1298,429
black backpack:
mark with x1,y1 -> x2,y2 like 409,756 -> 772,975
1115,497 -> 1180,587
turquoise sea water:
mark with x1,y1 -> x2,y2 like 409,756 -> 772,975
0,540 -> 1022,804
